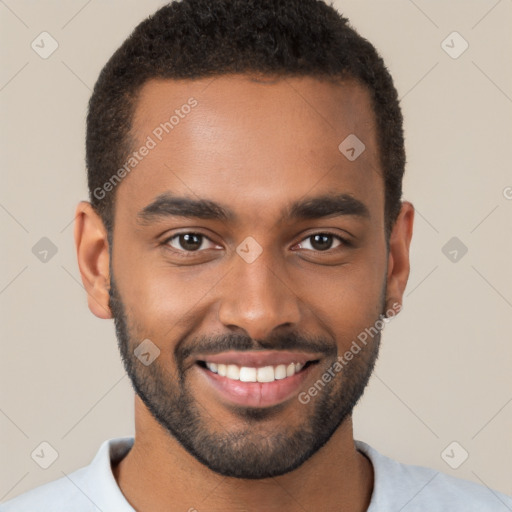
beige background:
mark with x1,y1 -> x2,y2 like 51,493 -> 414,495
1,0 -> 511,502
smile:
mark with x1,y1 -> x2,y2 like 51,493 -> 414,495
202,361 -> 308,382
195,350 -> 320,408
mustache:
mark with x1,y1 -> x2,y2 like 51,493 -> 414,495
177,330 -> 338,362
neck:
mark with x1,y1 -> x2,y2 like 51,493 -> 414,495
113,396 -> 374,512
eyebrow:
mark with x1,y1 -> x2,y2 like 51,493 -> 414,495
136,192 -> 370,226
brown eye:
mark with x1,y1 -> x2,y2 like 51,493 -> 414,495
165,233 -> 215,252
178,233 -> 202,251
310,234 -> 334,251
295,233 -> 348,252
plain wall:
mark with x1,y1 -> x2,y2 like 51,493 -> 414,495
1,0 -> 511,501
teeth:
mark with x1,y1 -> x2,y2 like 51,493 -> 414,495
204,361 -> 306,382
239,367 -> 257,382
274,364 -> 287,380
257,366 -> 275,382
226,364 -> 240,379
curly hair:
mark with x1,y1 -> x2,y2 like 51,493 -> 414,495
86,0 -> 405,241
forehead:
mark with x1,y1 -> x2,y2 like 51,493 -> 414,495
117,74 -> 383,227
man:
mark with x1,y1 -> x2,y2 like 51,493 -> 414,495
2,0 -> 510,510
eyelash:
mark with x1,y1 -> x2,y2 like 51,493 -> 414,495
161,231 -> 351,257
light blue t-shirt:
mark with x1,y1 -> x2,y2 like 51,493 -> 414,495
1,437 -> 510,511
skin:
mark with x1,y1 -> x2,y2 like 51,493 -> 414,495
74,75 -> 414,512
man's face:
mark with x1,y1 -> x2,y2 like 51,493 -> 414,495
109,75 -> 390,479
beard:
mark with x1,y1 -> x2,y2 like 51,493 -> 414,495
109,269 -> 385,480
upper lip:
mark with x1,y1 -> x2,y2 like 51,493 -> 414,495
196,350 -> 321,367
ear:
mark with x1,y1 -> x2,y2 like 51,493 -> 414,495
385,201 -> 414,314
74,201 -> 112,319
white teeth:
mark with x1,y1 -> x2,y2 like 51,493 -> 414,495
204,361 -> 308,382
257,366 -> 275,383
274,364 -> 287,380
226,364 -> 240,380
239,367 -> 257,382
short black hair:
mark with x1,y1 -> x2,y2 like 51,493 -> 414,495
86,0 -> 405,242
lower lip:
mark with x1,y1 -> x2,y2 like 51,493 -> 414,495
197,363 -> 315,408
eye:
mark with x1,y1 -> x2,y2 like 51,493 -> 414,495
294,233 -> 349,252
164,232 -> 219,253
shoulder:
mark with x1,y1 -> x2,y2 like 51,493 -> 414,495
356,440 -> 512,511
0,437 -> 135,512
0,467 -> 95,512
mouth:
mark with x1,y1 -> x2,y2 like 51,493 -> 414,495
195,350 -> 321,408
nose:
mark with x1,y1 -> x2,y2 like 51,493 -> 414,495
218,247 -> 302,341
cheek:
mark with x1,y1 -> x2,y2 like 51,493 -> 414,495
116,260 -> 224,342
291,245 -> 387,346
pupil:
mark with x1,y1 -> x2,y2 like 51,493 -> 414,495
311,234 -> 332,251
180,233 -> 201,251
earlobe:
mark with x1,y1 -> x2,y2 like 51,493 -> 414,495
385,201 -> 415,313
74,201 -> 113,320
